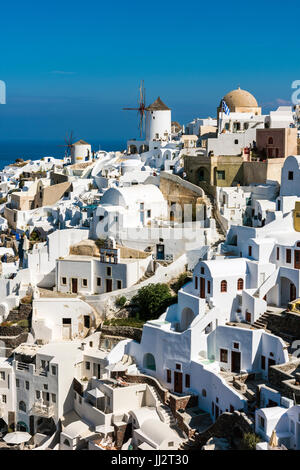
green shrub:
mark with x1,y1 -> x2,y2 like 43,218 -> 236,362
103,317 -> 145,328
17,319 -> 29,328
116,296 -> 127,308
131,283 -> 173,320
239,432 -> 261,450
171,272 -> 191,293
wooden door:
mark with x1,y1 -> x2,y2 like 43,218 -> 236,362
106,278 -> 113,292
71,278 -> 78,294
231,351 -> 241,373
200,277 -> 205,299
295,251 -> 300,269
174,371 -> 182,394
246,311 -> 251,323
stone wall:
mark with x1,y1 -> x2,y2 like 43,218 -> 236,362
100,325 -> 142,342
195,411 -> 254,448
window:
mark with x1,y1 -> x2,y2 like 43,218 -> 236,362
167,369 -> 171,383
147,210 -> 151,218
276,247 -> 279,260
234,139 -> 239,144
51,393 -> 56,403
43,384 -> 48,390
25,381 -> 29,390
51,366 -> 56,375
19,401 -> 26,412
202,389 -> 207,397
261,355 -> 266,370
36,390 -> 41,399
117,280 -> 122,289
220,280 -> 227,293
217,170 -> 225,180
2,395 -> 6,403
207,280 -> 211,294
168,442 -> 174,447
194,276 -> 198,289
259,415 -> 265,429
233,342 -> 239,350
286,249 -> 292,264
63,439 -> 71,447
185,374 -> 190,388
216,397 -> 219,403
248,246 -> 252,257
63,318 -> 71,325
201,267 -> 205,274
86,361 -> 90,370
176,363 -> 181,370
97,277 -> 101,287
16,379 -> 20,388
288,171 -> 294,180
237,278 -> 244,290
61,277 -> 67,285
230,404 -> 234,413
106,267 -> 112,276
220,349 -> 228,363
82,278 -> 88,287
0,372 -> 5,381
268,137 -> 273,145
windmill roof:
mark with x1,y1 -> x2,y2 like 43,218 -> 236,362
146,97 -> 170,111
73,140 -> 90,146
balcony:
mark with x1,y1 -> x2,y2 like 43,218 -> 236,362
30,402 -> 55,418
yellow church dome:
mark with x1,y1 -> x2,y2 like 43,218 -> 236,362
221,87 -> 258,110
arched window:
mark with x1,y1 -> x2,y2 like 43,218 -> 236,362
19,401 -> 26,412
237,278 -> 244,290
268,137 -> 273,145
220,280 -> 227,293
202,389 -> 207,397
297,242 -> 300,248
143,353 -> 156,371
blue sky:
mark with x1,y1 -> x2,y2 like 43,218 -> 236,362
0,0 -> 299,143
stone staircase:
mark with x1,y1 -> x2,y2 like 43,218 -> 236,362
252,312 -> 272,331
148,385 -> 176,427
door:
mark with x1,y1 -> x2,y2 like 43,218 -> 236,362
174,371 -> 182,394
106,279 -> 112,292
246,311 -> 251,323
156,244 -> 165,260
93,363 -> 101,379
290,283 -> 297,302
268,358 -> 276,369
295,251 -> 300,269
62,318 -> 72,339
200,277 -> 205,299
71,278 -> 78,294
231,351 -> 241,373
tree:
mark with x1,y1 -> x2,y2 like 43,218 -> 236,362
239,432 -> 260,450
131,283 -> 173,320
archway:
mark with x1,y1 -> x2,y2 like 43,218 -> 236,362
128,145 -> 138,155
143,353 -> 156,371
280,277 -> 297,307
198,166 -> 209,183
180,307 -> 195,331
17,421 -> 28,432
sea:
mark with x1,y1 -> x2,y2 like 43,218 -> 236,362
0,139 -> 127,170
